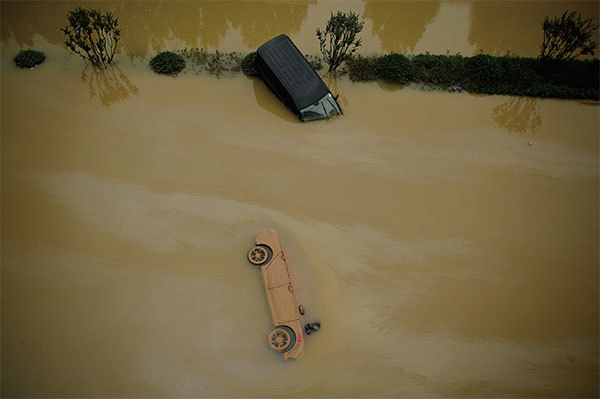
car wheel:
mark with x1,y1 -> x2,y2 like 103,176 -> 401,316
267,326 -> 296,352
247,245 -> 272,266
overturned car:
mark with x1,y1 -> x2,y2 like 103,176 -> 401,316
254,34 -> 342,122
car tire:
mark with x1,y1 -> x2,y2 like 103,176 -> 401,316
267,325 -> 296,353
247,244 -> 272,266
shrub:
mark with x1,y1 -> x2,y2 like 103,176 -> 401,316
14,49 -> 45,68
411,53 -> 466,86
347,52 -> 599,100
498,56 -> 542,88
205,50 -> 237,77
179,48 -> 242,77
241,51 -> 258,77
316,11 -> 364,71
540,11 -> 598,60
377,53 -> 412,84
534,58 -> 599,88
61,7 -> 120,68
346,55 -> 379,81
467,54 -> 502,84
149,51 -> 185,74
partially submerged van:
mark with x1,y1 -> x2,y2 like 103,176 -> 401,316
255,34 -> 342,122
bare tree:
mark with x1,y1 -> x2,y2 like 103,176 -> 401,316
540,11 -> 598,60
61,7 -> 120,68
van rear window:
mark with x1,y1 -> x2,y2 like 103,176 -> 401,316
300,93 -> 341,122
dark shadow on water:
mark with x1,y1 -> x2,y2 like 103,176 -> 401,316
252,78 -> 299,124
210,1 -> 315,49
1,1 -> 314,59
362,0 -> 440,53
376,79 -> 407,93
468,1 -> 599,57
80,63 -> 139,107
492,97 -> 542,135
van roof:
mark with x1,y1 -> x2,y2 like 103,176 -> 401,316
257,34 -> 329,111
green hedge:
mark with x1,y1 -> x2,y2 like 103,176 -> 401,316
347,53 -> 599,100
14,49 -> 46,68
378,53 -> 412,84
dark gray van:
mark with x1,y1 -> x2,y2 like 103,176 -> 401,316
254,34 -> 342,122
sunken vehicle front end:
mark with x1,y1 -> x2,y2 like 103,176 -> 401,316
254,34 -> 342,122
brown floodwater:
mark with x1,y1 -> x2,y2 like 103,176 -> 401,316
1,1 -> 599,397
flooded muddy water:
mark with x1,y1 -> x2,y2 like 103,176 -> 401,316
2,1 -> 599,397
2,1 -> 599,57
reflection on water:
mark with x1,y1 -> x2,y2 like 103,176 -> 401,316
80,64 -> 138,107
412,2 -> 475,56
252,78 -> 299,123
2,1 -> 598,58
376,79 -> 405,92
223,1 -> 314,48
492,97 -> 542,135
468,1 -> 599,57
323,72 -> 348,107
0,1 -> 66,45
363,1 -> 440,53
1,1 -> 312,57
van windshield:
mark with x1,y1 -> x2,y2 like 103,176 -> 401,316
300,93 -> 341,122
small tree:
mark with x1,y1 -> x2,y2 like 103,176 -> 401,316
61,7 -> 120,68
316,11 -> 364,72
540,10 -> 598,60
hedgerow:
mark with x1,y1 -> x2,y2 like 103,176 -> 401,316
347,53 -> 599,100
145,48 -> 597,100
377,53 -> 412,84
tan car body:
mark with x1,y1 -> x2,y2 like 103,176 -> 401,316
251,231 -> 304,360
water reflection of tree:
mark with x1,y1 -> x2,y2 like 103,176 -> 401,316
229,2 -> 314,48
362,1 -> 440,53
252,78 -> 298,123
80,64 -> 139,107
0,1 -> 73,45
468,1 -> 598,57
323,72 -> 348,107
1,1 -> 313,58
115,2 -> 223,57
119,1 -> 314,54
492,97 -> 542,135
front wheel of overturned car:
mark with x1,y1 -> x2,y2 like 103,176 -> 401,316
268,326 -> 296,353
247,245 -> 272,266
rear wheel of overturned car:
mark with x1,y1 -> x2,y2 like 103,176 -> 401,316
268,327 -> 295,352
247,245 -> 272,266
